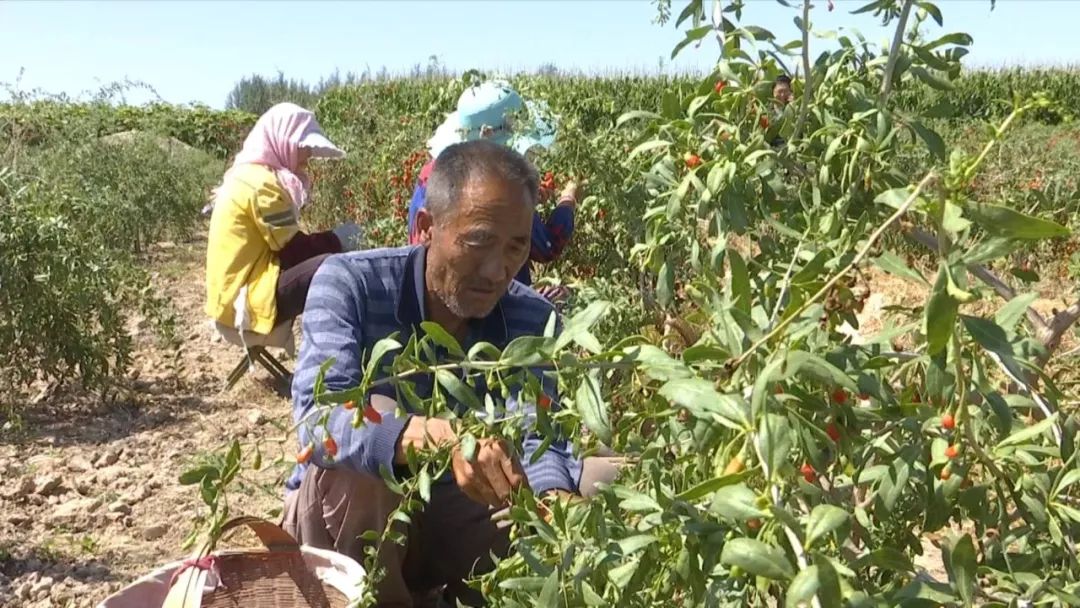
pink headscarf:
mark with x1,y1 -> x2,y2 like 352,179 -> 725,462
212,102 -> 339,212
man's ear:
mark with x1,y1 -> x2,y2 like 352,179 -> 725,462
416,207 -> 435,245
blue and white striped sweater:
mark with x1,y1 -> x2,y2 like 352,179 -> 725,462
286,245 -> 581,497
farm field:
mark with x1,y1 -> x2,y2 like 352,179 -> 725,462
3,2 -> 1080,606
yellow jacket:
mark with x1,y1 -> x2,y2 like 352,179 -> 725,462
205,164 -> 299,335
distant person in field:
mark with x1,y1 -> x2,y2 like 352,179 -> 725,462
205,103 -> 360,335
769,74 -> 795,148
405,80 -> 582,305
283,140 -> 619,606
773,74 -> 794,107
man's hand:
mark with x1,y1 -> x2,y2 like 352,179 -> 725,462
452,438 -> 526,508
536,284 -> 571,305
558,179 -> 586,208
394,416 -> 456,464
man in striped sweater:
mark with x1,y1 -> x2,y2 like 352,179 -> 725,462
282,140 -> 617,607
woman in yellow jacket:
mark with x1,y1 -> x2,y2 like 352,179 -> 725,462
205,103 -> 356,335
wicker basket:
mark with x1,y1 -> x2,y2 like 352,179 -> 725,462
98,516 -> 365,608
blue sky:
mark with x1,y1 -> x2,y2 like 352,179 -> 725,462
1,1 -> 1075,108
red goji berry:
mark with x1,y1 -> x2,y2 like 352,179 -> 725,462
363,404 -> 383,424
324,436 -> 338,457
941,414 -> 955,430
945,444 -> 959,459
296,444 -> 314,464
826,423 -> 841,442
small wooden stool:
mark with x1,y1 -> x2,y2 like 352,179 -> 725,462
210,320 -> 295,397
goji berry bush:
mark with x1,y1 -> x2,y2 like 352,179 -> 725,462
172,2 -> 1080,607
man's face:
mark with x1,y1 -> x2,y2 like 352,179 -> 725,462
774,81 -> 793,106
421,173 -> 533,320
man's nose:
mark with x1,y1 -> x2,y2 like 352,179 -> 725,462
477,253 -> 506,283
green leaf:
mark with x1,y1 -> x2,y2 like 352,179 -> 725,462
859,547 -> 914,572
709,483 -> 768,521
941,201 -> 971,234
758,413 -> 793,480
626,345 -> 692,381
895,579 -> 958,603
996,293 -> 1037,331
555,300 -> 610,353
910,66 -> 955,91
966,237 -> 1021,264
629,139 -> 671,159
873,251 -> 928,285
785,558 -> 841,608
917,1 -> 943,26
751,351 -> 857,417
581,581 -> 605,606
675,0 -> 703,27
968,204 -> 1070,240
225,439 -> 241,470
657,260 -> 675,309
923,32 -> 974,50
925,265 -> 959,355
875,187 -> 918,209
615,110 -> 661,127
719,538 -> 794,580
418,468 -> 432,503
805,505 -> 849,549
179,465 -> 218,485
814,556 -> 843,608
460,433 -> 478,463
538,570 -> 560,608
1054,468 -> 1080,495
608,557 -> 640,590
364,337 -> 402,380
950,534 -> 977,606
500,335 -> 553,367
729,249 -> 750,315
676,472 -> 747,502
420,321 -> 464,357
435,369 -> 481,410
996,413 -> 1058,449
910,121 -> 945,161
576,370 -> 612,445
498,577 -> 546,592
688,95 -> 710,118
961,315 -> 1013,356
660,378 -> 751,430
616,534 -> 658,556
672,25 -> 713,59
785,566 -> 821,608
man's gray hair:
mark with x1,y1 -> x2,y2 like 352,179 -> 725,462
425,139 -> 540,223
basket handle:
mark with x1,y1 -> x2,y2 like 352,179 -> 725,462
218,516 -> 300,552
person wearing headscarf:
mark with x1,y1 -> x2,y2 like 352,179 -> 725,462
205,102 -> 357,334
405,81 -> 581,303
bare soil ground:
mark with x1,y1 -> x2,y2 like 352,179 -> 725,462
1,235 -> 1074,606
1,235 -> 292,607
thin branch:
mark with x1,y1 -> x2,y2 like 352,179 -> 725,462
768,230 -> 811,326
879,0 -> 915,102
1041,299 -> 1080,358
789,0 -> 813,142
728,171 -> 937,372
907,228 -> 1049,331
